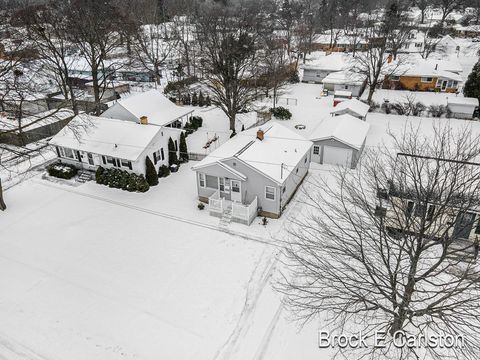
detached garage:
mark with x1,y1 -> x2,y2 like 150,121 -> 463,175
309,114 -> 370,168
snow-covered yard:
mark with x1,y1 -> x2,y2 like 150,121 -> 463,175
0,174 -> 279,360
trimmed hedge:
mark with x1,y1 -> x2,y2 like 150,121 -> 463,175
95,166 -> 150,192
158,165 -> 171,178
47,163 -> 77,179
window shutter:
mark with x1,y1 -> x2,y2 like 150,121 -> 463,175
55,146 -> 61,157
153,152 -> 157,165
128,161 -> 132,170
161,148 -> 164,161
102,156 -> 106,164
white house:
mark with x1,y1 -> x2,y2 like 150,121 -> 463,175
192,124 -> 312,223
322,71 -> 366,97
447,97 -> 479,120
101,89 -> 194,128
49,114 -> 183,175
330,98 -> 370,120
309,114 -> 370,168
301,53 -> 348,83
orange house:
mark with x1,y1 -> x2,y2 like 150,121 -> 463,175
384,60 -> 463,93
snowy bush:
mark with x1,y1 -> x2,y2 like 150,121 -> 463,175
270,106 -> 292,120
198,202 -> 205,210
47,163 -> 77,179
428,105 -> 447,118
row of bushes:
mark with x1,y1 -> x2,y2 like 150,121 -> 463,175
373,101 -> 453,118
163,76 -> 198,94
184,115 -> 204,135
47,163 -> 77,179
95,167 -> 150,192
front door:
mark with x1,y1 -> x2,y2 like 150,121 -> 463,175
87,153 -> 94,165
453,212 -> 476,239
230,180 -> 241,202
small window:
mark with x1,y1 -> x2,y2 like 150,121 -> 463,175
265,186 -> 275,200
304,155 -> 307,164
421,77 -> 433,83
313,146 -> 320,155
219,177 -> 225,192
199,173 -> 205,188
405,200 -> 414,217
390,76 -> 400,81
296,168 -> 299,174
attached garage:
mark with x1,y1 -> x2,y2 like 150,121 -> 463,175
310,114 -> 370,169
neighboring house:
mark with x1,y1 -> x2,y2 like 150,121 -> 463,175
101,89 -> 193,128
310,33 -> 369,53
447,97 -> 479,120
330,98 -> 370,120
435,35 -> 461,56
322,70 -> 366,98
309,114 -> 370,168
384,59 -> 463,93
85,81 -> 130,101
192,124 -> 312,223
379,153 -> 480,243
455,25 -> 480,38
302,53 -> 347,83
49,114 -> 182,175
0,109 -> 74,146
401,30 -> 425,54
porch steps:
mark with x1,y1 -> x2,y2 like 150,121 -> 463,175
219,205 -> 233,229
76,171 -> 93,183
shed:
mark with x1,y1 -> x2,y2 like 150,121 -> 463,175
447,97 -> 479,119
322,71 -> 366,97
309,114 -> 370,168
330,98 -> 370,120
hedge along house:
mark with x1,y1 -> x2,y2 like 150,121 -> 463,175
309,114 -> 370,168
49,114 -> 182,175
330,98 -> 370,120
192,124 -> 312,224
322,70 -> 367,98
101,89 -> 193,129
384,59 -> 463,93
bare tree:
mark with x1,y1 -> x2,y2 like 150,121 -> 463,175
420,27 -> 442,59
414,0 -> 430,24
195,2 -> 260,135
436,0 -> 465,25
278,124 -> 480,360
67,0 -> 125,115
21,1 -> 79,114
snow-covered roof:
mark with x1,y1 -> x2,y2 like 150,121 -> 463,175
109,89 -> 192,126
0,109 -> 74,132
302,53 -> 349,72
330,98 -> 370,118
49,114 -> 161,161
322,71 -> 366,86
309,114 -> 370,150
391,59 -> 463,82
447,97 -> 479,107
192,124 -> 312,184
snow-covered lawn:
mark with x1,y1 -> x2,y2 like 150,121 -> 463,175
0,175 -> 279,360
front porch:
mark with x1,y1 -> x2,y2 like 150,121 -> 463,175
208,190 -> 258,226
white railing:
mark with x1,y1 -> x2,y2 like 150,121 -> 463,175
232,196 -> 258,225
209,190 -> 224,214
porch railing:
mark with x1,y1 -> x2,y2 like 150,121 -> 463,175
209,190 -> 224,215
232,196 -> 258,225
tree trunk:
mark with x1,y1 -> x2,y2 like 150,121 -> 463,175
367,84 -> 376,104
229,113 -> 236,133
0,178 -> 6,211
91,65 -> 101,116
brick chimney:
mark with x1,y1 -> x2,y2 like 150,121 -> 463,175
140,116 -> 148,125
257,129 -> 264,141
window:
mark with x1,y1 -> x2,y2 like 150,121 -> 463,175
206,175 -> 218,189
106,156 -> 115,165
219,177 -> 225,192
390,76 -> 400,81
153,149 -> 164,165
59,147 -> 75,159
447,80 -> 453,88
296,168 -> 299,174
453,81 -> 458,87
231,181 -> 240,193
199,173 -> 205,188
421,77 -> 433,83
265,186 -> 275,200
160,148 -> 165,161
121,159 -> 132,170
282,186 -> 286,194
304,155 -> 308,164
313,146 -> 320,155
415,42 -> 422,48
414,203 -> 425,217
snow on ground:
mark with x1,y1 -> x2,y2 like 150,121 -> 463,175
361,88 -> 468,107
0,175 -> 277,360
